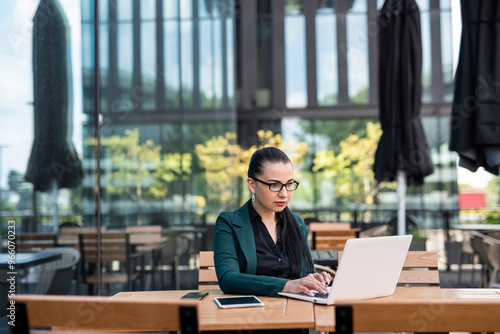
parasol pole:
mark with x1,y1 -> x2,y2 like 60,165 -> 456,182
396,170 -> 406,235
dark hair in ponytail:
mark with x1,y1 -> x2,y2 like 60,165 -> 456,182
248,147 -> 314,278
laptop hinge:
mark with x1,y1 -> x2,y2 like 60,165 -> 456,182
335,305 -> 353,334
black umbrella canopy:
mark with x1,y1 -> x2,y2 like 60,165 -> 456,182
450,0 -> 500,175
25,0 -> 83,192
373,0 -> 433,186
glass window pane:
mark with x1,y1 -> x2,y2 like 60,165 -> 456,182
82,23 -> 94,113
348,0 -> 366,13
141,22 -> 156,110
285,0 -> 303,15
441,11 -> 454,102
199,0 -> 211,18
226,18 -> 235,107
117,23 -> 133,106
258,0 -> 272,14
199,19 -> 214,108
164,0 -> 179,19
415,0 -> 429,11
257,19 -> 272,107
141,0 -> 156,20
180,0 -> 193,19
100,25 -> 109,110
346,13 -> 369,104
316,14 -> 338,106
82,0 -> 93,21
181,21 -> 193,108
164,21 -> 180,108
117,0 -> 132,21
420,11 -> 432,103
213,19 -> 223,108
317,0 -> 334,14
100,0 -> 109,22
285,14 -> 307,108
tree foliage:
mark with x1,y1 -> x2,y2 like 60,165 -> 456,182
87,129 -> 192,222
313,122 -> 386,205
195,130 -> 308,211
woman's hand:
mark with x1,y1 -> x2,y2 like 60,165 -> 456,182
281,272 -> 332,297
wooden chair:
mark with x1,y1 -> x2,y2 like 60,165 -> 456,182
198,251 -> 219,289
338,250 -> 439,286
126,225 -> 165,289
16,233 -> 57,253
308,223 -> 359,250
13,294 -> 198,334
312,230 -> 359,251
198,251 -> 335,288
78,232 -> 143,295
58,226 -> 107,248
399,251 -> 439,286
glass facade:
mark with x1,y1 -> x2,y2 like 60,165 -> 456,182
0,0 -> 476,294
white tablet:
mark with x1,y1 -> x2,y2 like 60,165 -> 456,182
214,295 -> 264,308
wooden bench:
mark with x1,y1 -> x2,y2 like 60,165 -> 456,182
13,294 -> 198,333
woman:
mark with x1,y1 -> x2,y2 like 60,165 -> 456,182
214,147 -> 331,298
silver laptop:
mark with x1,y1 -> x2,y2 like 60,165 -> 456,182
278,235 -> 412,305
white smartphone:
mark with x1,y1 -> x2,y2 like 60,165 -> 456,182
214,295 -> 264,309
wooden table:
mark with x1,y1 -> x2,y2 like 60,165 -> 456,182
0,252 -> 62,271
314,286 -> 500,333
111,289 -> 315,331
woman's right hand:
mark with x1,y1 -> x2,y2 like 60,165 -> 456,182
281,274 -> 329,297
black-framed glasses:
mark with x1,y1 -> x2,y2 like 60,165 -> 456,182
252,177 -> 299,192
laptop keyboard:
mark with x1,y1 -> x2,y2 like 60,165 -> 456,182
313,291 -> 328,299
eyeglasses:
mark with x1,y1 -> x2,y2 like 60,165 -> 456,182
251,177 -> 299,192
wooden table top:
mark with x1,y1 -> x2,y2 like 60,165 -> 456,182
309,223 -> 361,232
314,287 -> 500,332
111,289 -> 315,331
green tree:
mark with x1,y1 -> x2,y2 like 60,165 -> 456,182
195,130 -> 308,213
88,129 -> 192,224
313,122 -> 387,205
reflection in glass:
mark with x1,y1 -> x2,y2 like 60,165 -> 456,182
257,19 -> 272,107
213,19 -> 223,108
199,20 -> 214,108
316,7 -> 338,105
117,0 -> 133,21
346,9 -> 369,104
285,1 -> 307,108
164,0 -> 179,19
117,22 -> 133,109
441,11 -> 454,102
141,0 -> 156,20
164,21 -> 180,108
349,0 -> 367,12
82,23 -> 94,113
141,21 -> 156,110
100,0 -> 109,22
181,21 -> 194,108
420,11 -> 432,103
180,0 -> 193,19
226,17 -> 235,107
100,25 -> 109,111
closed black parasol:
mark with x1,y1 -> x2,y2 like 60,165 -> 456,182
25,0 -> 83,227
450,0 -> 500,175
373,0 -> 433,234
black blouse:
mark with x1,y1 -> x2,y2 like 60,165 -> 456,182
249,202 -> 292,278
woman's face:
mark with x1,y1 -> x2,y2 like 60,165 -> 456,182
248,161 -> 295,216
